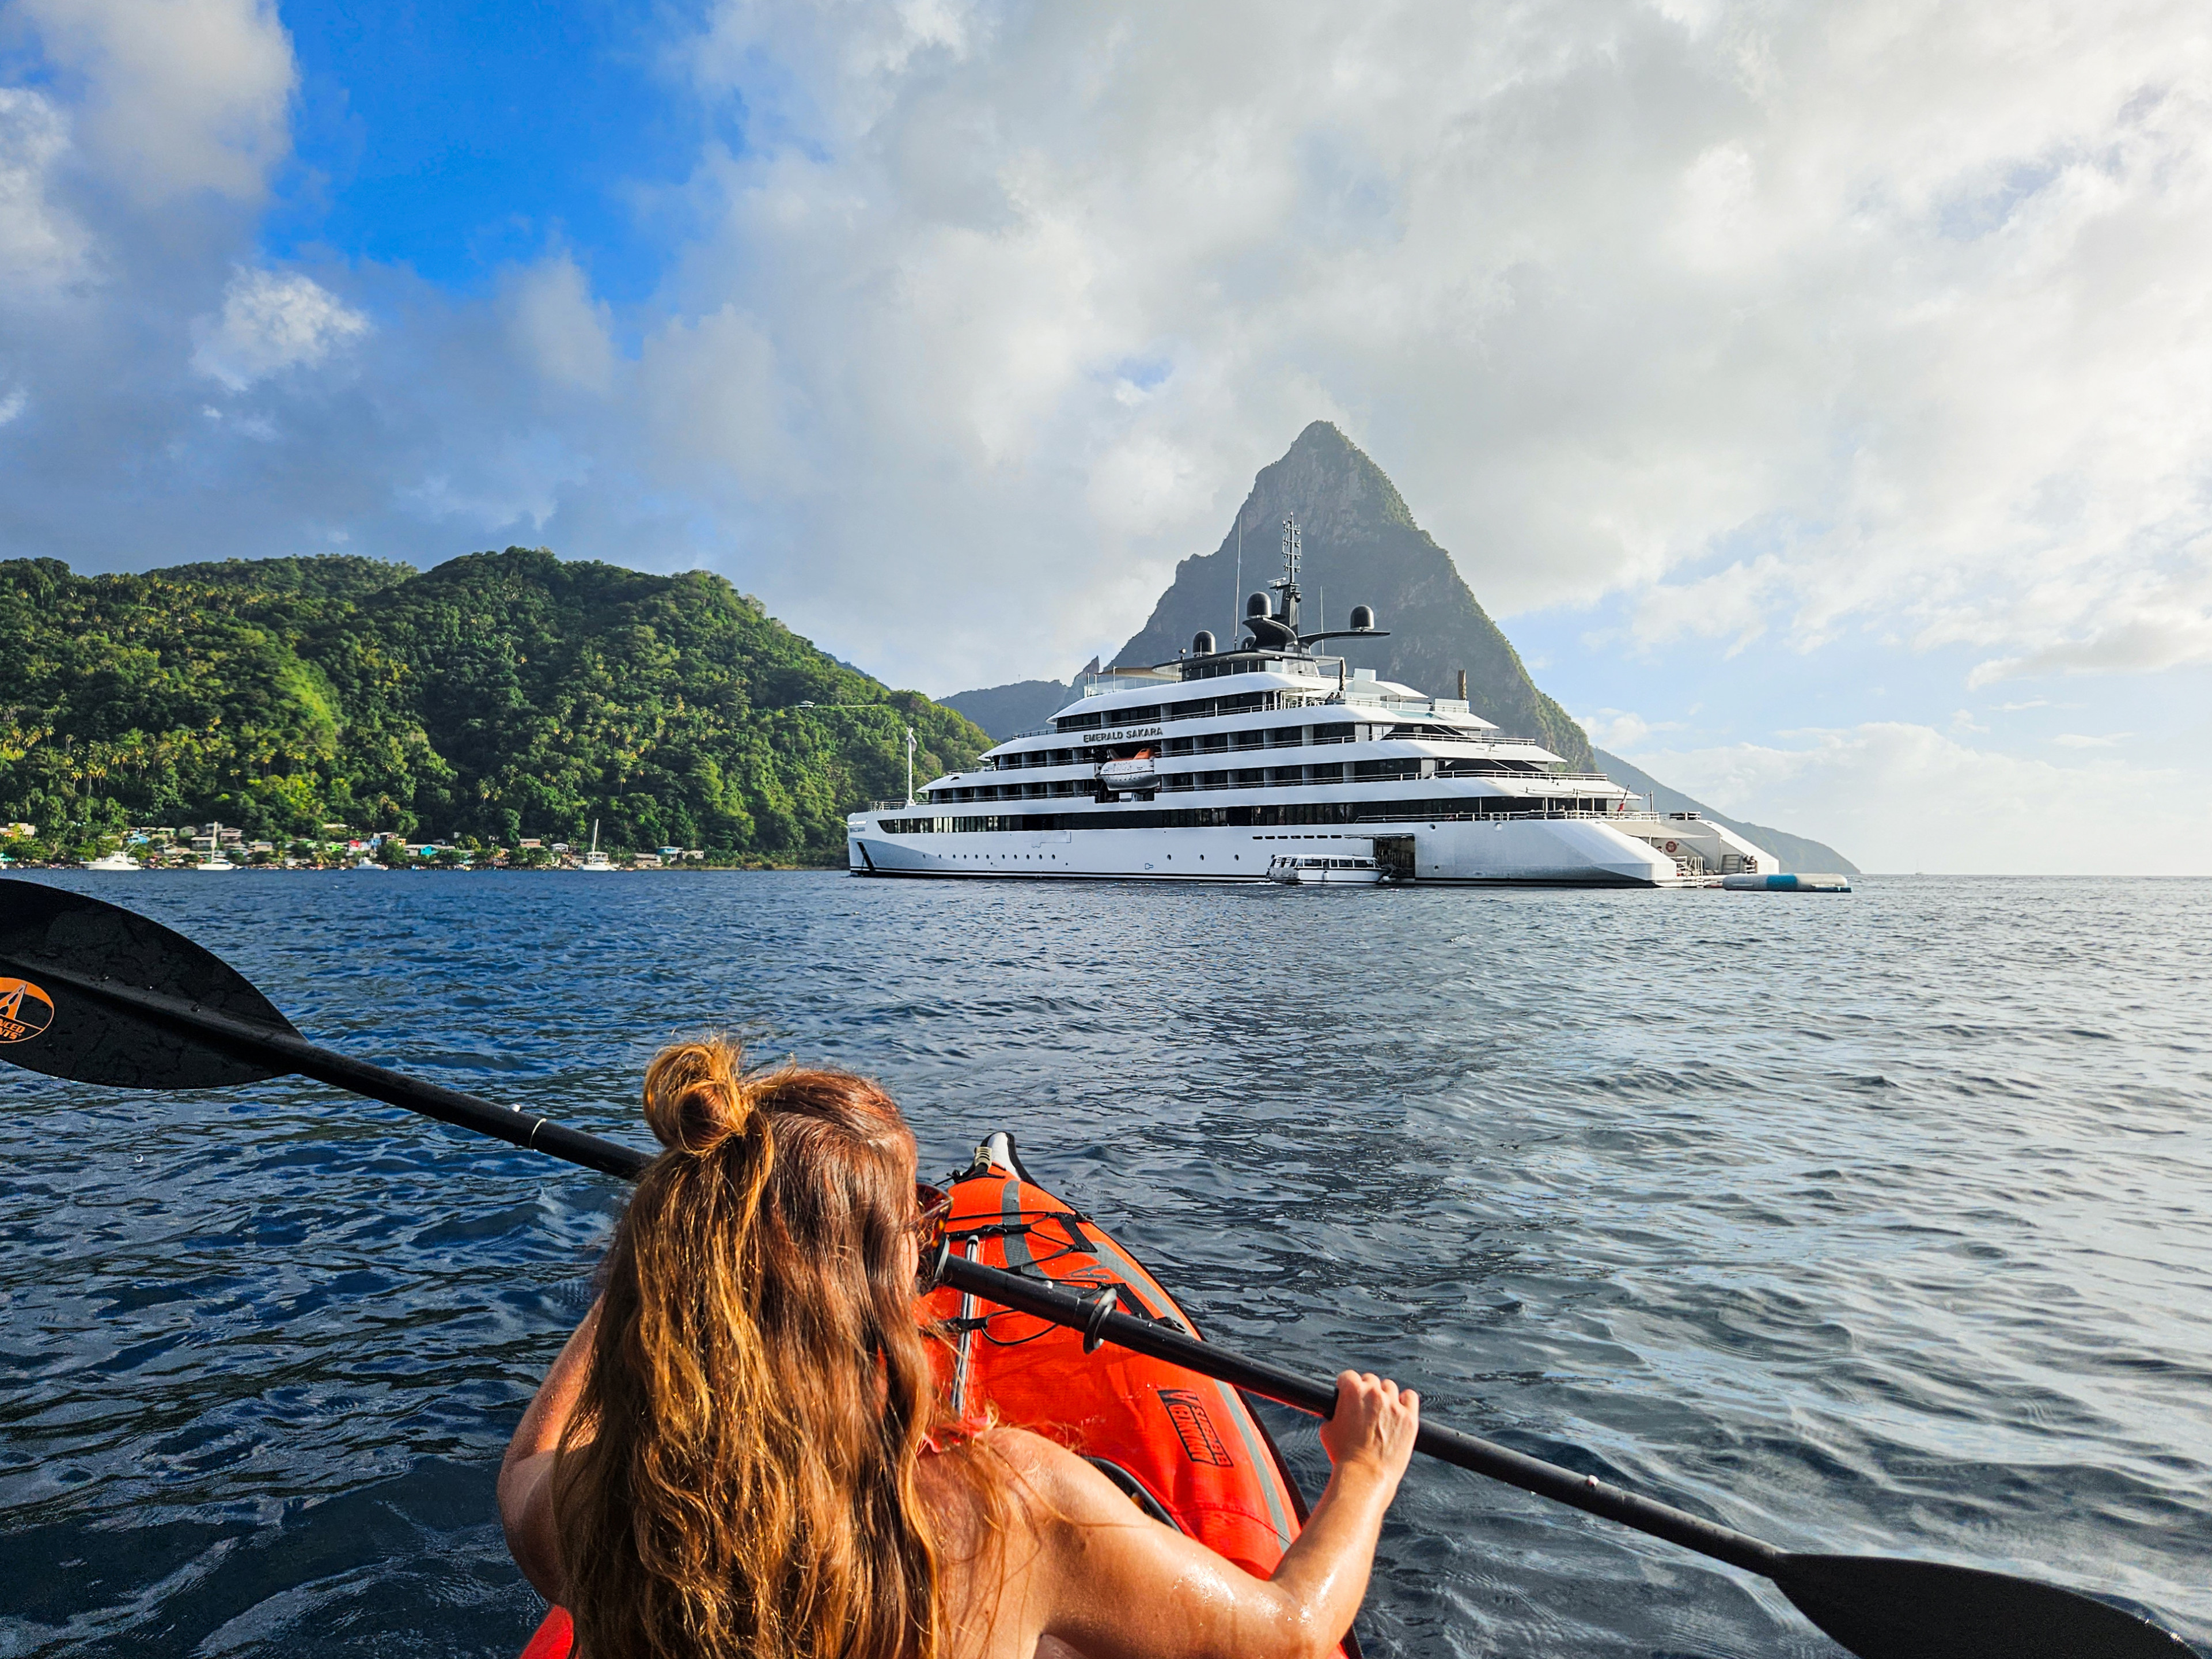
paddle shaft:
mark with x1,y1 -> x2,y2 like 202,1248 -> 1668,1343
934,1252 -> 1785,1579
2,957 -> 653,1181
13,952 -> 1775,1573
18,950 -> 1778,1575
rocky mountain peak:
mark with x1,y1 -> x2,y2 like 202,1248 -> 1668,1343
1245,421 -> 1418,544
1112,423 -> 1594,770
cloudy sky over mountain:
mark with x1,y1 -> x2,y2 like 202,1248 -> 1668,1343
3,0 -> 2209,871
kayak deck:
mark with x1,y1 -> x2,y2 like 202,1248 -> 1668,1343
516,1132 -> 1350,1658
919,1133 -> 1323,1590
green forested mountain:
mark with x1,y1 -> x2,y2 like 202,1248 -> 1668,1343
0,548 -> 987,858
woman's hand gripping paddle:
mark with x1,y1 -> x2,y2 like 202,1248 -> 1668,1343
0,878 -> 2192,1659
927,1251 -> 2192,1659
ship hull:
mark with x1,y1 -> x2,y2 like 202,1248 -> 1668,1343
847,814 -> 1676,886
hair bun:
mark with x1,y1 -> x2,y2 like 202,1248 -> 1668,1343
642,1039 -> 756,1154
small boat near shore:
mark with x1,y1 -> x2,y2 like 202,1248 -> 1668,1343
84,850 -> 141,872
1723,872 -> 1852,892
195,855 -> 237,872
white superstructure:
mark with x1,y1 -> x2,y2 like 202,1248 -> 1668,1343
849,520 -> 1772,888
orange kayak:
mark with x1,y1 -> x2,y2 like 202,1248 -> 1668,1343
516,1132 -> 1354,1658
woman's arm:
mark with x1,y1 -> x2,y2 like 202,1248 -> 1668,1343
1022,1370 -> 1419,1659
497,1302 -> 601,1603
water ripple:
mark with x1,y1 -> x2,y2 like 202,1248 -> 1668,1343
1,872 -> 2207,1656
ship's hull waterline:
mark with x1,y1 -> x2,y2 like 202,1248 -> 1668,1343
849,814 -> 1678,887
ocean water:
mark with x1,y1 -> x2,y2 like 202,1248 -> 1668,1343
1,870 -> 2207,1658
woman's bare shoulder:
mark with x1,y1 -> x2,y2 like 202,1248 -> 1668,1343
922,1427 -> 1065,1507
919,1427 -> 1128,1536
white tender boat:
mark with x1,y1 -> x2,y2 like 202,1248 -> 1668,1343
1266,851 -> 1382,885
848,518 -> 1778,888
85,850 -> 141,872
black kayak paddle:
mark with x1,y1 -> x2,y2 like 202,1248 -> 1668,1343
0,878 -> 2191,1659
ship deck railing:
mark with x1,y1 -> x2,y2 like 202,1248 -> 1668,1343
920,771 -> 1665,813
881,804 -> 1683,829
932,766 -> 1624,804
1017,687 -> 1525,741
994,724 -> 1566,759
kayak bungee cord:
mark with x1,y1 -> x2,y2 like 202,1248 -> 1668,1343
0,879 -> 2190,1659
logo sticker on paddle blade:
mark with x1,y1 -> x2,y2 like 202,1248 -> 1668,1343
0,978 -> 55,1044
1158,1388 -> 1234,1467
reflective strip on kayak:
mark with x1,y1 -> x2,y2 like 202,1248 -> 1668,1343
1208,1371 -> 1296,1555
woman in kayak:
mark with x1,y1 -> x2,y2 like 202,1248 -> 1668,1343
499,1040 -> 1419,1659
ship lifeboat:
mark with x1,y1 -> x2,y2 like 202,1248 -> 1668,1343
1099,748 -> 1157,793
1266,853 -> 1384,886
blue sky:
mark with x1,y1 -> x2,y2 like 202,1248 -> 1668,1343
1,0 -> 2209,872
267,1 -> 708,305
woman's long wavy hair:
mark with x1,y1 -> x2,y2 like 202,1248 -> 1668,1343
554,1040 -> 952,1659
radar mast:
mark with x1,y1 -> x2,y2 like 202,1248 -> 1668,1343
1270,514 -> 1302,633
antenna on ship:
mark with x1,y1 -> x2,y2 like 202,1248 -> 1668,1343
1231,509 -> 1243,647
1272,514 -> 1302,637
905,726 -> 917,807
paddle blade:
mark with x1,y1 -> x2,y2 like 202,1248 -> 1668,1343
1777,1552 -> 2194,1658
0,878 -> 298,1089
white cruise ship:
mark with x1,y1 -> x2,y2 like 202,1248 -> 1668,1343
849,521 -> 1771,887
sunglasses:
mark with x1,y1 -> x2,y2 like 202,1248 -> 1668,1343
914,1182 -> 953,1238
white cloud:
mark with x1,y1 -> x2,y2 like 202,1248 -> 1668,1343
190,268 -> 369,392
16,0 -> 296,202
0,86 -> 89,296
1628,556 -> 1791,653
1967,593 -> 2212,685
5,0 -> 2212,726
507,256 -> 617,395
1635,723 -> 2212,874
2053,730 -> 2133,748
582,0 -> 2212,691
1579,709 -> 1684,751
